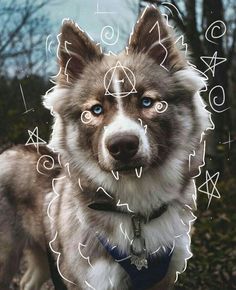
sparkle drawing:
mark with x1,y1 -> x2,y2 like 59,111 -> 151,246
220,132 -> 235,150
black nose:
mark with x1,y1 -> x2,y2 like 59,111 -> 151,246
106,135 -> 139,161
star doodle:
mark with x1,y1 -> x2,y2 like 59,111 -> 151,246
200,51 -> 227,77
25,127 -> 47,153
198,170 -> 221,209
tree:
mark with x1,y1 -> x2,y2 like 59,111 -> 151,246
0,0 -> 51,77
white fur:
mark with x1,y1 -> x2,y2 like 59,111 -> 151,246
101,113 -> 150,168
174,68 -> 206,93
87,259 -> 124,290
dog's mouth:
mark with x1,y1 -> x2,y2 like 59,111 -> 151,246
111,165 -> 144,179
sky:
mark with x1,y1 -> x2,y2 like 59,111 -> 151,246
46,0 -> 139,53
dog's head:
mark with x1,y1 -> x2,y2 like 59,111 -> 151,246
44,7 -> 208,187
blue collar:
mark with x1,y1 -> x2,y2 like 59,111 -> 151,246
98,236 -> 172,290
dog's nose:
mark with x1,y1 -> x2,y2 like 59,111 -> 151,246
107,135 -> 139,161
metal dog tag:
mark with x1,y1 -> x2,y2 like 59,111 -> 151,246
130,215 -> 148,271
130,253 -> 148,270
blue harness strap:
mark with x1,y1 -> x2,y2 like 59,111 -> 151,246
98,237 -> 172,290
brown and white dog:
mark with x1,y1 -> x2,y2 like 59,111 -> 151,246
0,6 -> 209,290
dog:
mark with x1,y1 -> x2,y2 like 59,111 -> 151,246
0,6 -> 209,290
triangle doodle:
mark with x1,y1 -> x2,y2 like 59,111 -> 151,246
104,61 -> 137,98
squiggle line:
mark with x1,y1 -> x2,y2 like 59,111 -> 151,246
119,223 -> 132,242
49,231 -> 76,285
47,175 -> 66,221
78,243 -> 94,269
148,20 -> 169,71
97,186 -> 113,199
116,199 -> 134,213
111,170 -> 119,180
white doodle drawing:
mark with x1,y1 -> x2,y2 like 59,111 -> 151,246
220,132 -> 235,150
81,110 -> 93,124
200,51 -> 227,77
97,186 -> 113,199
25,127 -> 47,152
49,231 -> 77,285
205,20 -> 227,45
198,171 -> 221,209
101,26 -> 119,46
19,83 -> 34,114
148,20 -> 168,71
208,85 -> 230,113
95,1 -> 116,14
155,101 -> 168,113
138,118 -> 148,134
36,155 -> 55,176
116,199 -> 134,213
120,223 -> 132,242
78,243 -> 94,269
104,61 -> 137,98
135,166 -> 143,178
111,170 -> 119,180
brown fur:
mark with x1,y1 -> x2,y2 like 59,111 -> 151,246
0,6 -> 209,290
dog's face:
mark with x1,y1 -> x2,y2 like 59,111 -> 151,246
45,7 -> 207,180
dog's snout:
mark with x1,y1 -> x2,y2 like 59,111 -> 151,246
107,135 -> 139,161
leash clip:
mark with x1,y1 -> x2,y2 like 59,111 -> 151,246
130,215 -> 148,270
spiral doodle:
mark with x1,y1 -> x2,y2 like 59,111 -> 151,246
101,25 -> 119,46
81,110 -> 93,124
205,20 -> 226,45
208,85 -> 229,113
36,154 -> 55,175
155,101 -> 168,113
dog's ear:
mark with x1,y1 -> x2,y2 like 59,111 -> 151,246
58,20 -> 102,85
129,7 -> 186,71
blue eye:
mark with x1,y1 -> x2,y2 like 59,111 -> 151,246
91,104 -> 103,115
141,97 -> 153,108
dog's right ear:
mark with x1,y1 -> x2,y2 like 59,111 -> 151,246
58,20 -> 102,85
129,7 -> 186,71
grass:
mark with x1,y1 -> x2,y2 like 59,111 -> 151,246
176,176 -> 236,290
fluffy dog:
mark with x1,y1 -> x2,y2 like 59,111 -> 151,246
0,6 -> 209,290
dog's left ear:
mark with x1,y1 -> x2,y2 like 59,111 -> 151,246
129,7 -> 186,71
58,20 -> 102,85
